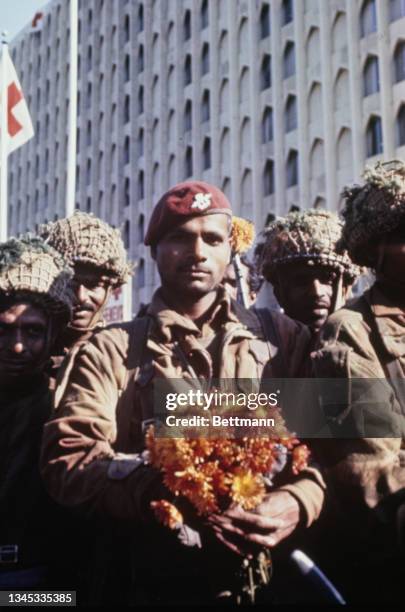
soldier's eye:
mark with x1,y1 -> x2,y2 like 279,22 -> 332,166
205,233 -> 222,245
26,327 -> 45,339
320,271 -> 337,284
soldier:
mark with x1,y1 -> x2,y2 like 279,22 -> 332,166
40,181 -> 325,604
312,161 -> 405,603
0,236 -> 73,588
40,211 -> 132,351
222,254 -> 262,307
260,210 -> 360,337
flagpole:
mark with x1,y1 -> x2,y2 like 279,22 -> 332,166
0,32 -> 8,242
66,0 -> 78,217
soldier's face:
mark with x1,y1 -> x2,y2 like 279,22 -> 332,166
222,263 -> 239,301
222,262 -> 256,306
70,263 -> 110,329
274,263 -> 344,332
154,215 -> 231,298
0,302 -> 49,386
377,229 -> 405,282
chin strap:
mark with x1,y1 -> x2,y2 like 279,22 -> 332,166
331,272 -> 345,312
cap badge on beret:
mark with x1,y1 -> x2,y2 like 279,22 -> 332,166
191,192 -> 212,211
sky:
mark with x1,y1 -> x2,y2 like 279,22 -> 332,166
0,0 -> 47,42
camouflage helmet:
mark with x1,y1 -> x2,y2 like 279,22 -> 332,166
0,236 -> 73,321
261,209 -> 360,283
341,160 -> 405,267
40,212 -> 132,287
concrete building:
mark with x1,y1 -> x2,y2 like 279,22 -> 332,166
8,0 -> 405,311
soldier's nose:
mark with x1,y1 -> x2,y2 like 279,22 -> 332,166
192,238 -> 207,260
76,284 -> 88,303
309,279 -> 323,296
13,341 -> 25,354
11,330 -> 25,353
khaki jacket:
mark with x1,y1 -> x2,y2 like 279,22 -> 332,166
41,289 -> 325,527
312,283 -> 405,524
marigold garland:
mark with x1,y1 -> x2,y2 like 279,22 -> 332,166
146,425 -> 310,528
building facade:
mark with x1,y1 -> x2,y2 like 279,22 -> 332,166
8,0 -> 405,311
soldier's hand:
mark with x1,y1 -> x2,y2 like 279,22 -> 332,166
207,491 -> 301,555
153,354 -> 186,378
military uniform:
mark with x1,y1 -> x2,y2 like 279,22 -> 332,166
0,238 -> 73,589
311,161 -> 405,603
41,182 -> 326,604
40,212 -> 132,393
41,287 -> 323,522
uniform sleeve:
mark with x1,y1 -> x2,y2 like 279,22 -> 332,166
278,466 -> 326,527
40,330 -> 163,522
311,311 -> 404,517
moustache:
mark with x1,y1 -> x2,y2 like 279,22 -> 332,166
305,299 -> 330,309
73,303 -> 95,313
178,264 -> 211,273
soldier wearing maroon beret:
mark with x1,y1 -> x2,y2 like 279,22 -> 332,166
42,181 -> 325,604
144,180 -> 232,247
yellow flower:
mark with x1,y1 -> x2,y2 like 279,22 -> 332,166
231,469 -> 266,510
230,217 -> 255,254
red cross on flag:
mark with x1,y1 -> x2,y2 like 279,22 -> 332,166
0,46 -> 34,156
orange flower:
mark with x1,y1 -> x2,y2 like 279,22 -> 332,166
190,439 -> 214,462
291,444 -> 310,475
170,465 -> 219,514
151,500 -> 183,529
212,439 -> 242,469
241,439 -> 277,474
201,462 -> 231,497
146,424 -> 309,527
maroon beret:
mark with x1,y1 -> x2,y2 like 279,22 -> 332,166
144,181 -> 232,246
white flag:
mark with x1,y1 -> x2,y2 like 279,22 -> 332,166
0,47 -> 34,156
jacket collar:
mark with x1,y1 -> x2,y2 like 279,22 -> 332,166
146,287 -> 239,342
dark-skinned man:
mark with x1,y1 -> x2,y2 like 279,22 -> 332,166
312,161 -> 405,603
40,181 -> 325,604
0,236 -> 73,589
39,211 -> 131,348
39,212 -> 131,394
222,255 -> 262,307
260,210 -> 360,340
